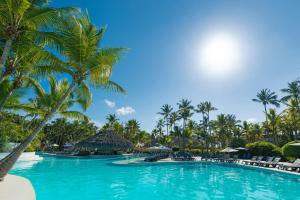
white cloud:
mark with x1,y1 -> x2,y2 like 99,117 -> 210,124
104,99 -> 115,108
116,106 -> 136,116
247,118 -> 257,123
91,120 -> 103,129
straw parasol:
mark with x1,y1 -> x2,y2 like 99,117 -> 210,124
235,147 -> 248,151
75,130 -> 133,153
221,147 -> 239,153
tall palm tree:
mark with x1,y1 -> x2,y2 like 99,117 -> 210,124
125,119 -> 140,142
204,101 -> 217,135
281,80 -> 300,114
282,99 -> 299,137
169,111 -> 179,133
0,0 -> 76,81
156,119 -> 165,138
195,102 -> 206,122
266,108 -> 281,144
106,114 -> 119,127
281,79 -> 300,137
0,12 -> 126,180
177,99 -> 193,131
213,114 -> 227,148
252,89 -> 280,134
158,104 -> 173,135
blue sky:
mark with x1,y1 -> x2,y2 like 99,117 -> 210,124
51,0 -> 300,131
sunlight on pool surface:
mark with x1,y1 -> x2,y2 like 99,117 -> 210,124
11,156 -> 300,200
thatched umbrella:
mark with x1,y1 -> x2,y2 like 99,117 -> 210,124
75,130 -> 133,153
221,147 -> 239,153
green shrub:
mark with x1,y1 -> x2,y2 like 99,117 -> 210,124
246,141 -> 280,156
282,141 -> 300,160
189,149 -> 203,154
230,138 -> 246,148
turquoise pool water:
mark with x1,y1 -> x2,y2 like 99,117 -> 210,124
11,155 -> 300,200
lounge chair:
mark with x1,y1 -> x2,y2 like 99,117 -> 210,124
251,156 -> 264,165
265,157 -> 281,168
279,158 -> 300,171
172,152 -> 195,161
243,156 -> 257,165
258,156 -> 274,167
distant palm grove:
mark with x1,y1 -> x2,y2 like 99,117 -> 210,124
0,0 -> 300,180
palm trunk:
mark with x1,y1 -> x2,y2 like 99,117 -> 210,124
264,104 -> 269,137
0,80 -> 77,180
0,84 -> 15,111
0,39 -> 12,70
166,122 -> 169,136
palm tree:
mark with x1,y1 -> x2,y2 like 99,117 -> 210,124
282,99 -> 299,137
195,102 -> 206,123
213,114 -> 227,148
266,108 -> 281,144
0,0 -> 76,81
281,80 -> 300,114
155,119 -> 165,138
20,76 -> 88,122
169,111 -> 179,133
106,114 -> 119,127
158,104 -> 173,135
125,119 -> 140,143
204,101 -> 217,135
252,89 -> 280,134
0,43 -> 62,110
177,99 -> 193,131
0,12 -> 126,180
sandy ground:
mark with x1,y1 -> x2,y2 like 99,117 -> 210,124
0,174 -> 36,200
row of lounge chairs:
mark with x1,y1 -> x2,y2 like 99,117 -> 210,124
171,152 -> 195,161
242,156 -> 300,173
242,156 -> 281,168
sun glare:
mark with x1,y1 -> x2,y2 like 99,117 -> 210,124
199,32 -> 242,78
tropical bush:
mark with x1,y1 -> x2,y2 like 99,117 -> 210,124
282,141 -> 300,160
246,141 -> 280,156
230,138 -> 246,148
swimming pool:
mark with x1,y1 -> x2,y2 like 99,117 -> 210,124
11,155 -> 300,200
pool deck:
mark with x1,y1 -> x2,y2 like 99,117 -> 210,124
0,175 -> 36,200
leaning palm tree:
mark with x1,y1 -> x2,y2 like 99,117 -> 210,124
0,12 -> 126,180
252,89 -> 280,134
11,76 -> 88,131
0,0 -> 77,81
0,41 -> 63,111
20,76 -> 88,121
158,104 -> 173,135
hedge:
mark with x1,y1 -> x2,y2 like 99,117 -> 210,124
282,141 -> 300,160
246,141 -> 280,156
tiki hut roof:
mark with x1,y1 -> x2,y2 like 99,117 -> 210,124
75,130 -> 133,151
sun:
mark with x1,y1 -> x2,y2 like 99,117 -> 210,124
199,32 -> 242,78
